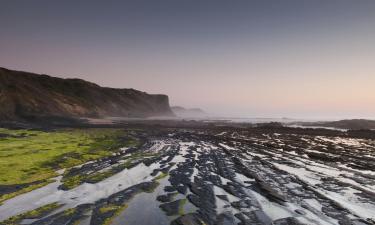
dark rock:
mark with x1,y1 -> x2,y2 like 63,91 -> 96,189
231,200 -> 248,209
216,195 -> 229,201
273,217 -> 305,225
258,182 -> 287,202
187,194 -> 201,207
171,213 -> 206,225
164,185 -> 176,192
294,209 -> 306,215
159,199 -> 185,216
176,185 -> 188,194
252,210 -> 273,225
216,212 -> 237,225
156,192 -> 177,203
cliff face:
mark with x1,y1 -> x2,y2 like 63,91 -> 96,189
0,67 -> 174,121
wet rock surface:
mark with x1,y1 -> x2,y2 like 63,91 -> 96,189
1,126 -> 375,224
157,193 -> 178,203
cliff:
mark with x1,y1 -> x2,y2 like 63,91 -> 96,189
0,67 -> 174,122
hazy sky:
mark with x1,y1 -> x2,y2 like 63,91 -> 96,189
1,1 -> 375,119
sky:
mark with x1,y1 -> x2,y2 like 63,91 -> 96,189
1,0 -> 375,119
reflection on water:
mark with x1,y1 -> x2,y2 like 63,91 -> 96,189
111,177 -> 196,225
111,178 -> 170,225
0,162 -> 160,221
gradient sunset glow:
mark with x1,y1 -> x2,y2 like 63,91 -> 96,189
1,1 -> 375,119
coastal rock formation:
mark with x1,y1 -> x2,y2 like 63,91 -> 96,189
0,67 -> 174,122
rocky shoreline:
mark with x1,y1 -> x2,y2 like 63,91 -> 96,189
1,124 -> 375,224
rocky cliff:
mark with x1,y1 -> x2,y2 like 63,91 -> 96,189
0,67 -> 174,122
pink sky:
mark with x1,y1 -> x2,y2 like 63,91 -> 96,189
1,1 -> 375,119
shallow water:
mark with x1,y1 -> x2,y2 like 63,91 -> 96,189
111,178 -> 171,225
0,162 -> 161,221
